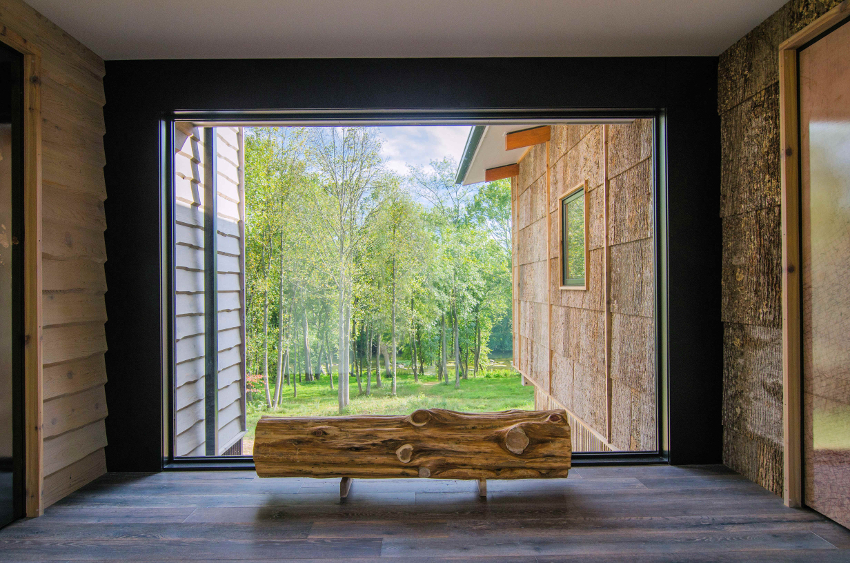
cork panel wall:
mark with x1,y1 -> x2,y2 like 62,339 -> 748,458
607,119 -> 656,452
717,0 -> 844,495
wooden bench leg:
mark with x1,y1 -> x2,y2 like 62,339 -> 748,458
340,477 -> 352,499
477,478 -> 487,498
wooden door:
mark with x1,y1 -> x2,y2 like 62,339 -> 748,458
799,18 -> 850,529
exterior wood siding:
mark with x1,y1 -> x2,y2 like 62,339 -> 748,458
174,125 -> 246,456
0,0 -> 109,508
513,122 -> 655,452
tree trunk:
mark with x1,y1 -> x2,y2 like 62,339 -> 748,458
474,313 -> 481,378
391,256 -> 397,396
302,302 -> 313,382
441,313 -> 448,384
273,275 -> 286,408
417,327 -> 425,377
454,306 -> 461,389
354,320 -> 363,395
283,349 -> 290,398
324,328 -> 333,390
411,324 -> 418,383
463,343 -> 470,380
262,279 -> 272,409
366,326 -> 372,396
376,333 -> 384,388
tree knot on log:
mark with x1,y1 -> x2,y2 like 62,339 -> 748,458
418,467 -> 431,478
504,425 -> 530,455
310,426 -> 339,437
408,409 -> 431,427
396,444 -> 414,464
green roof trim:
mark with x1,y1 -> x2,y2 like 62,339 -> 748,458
454,125 -> 486,185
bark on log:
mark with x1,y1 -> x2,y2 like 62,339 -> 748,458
254,409 -> 572,480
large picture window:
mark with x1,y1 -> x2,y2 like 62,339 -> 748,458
560,184 -> 587,288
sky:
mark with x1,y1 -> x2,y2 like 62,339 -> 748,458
377,126 -> 471,175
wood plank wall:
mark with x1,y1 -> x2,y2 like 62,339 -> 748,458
717,0 -> 845,496
174,124 -> 245,457
513,122 -> 654,452
0,0 -> 109,509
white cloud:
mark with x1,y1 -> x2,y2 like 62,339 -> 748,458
378,126 -> 471,175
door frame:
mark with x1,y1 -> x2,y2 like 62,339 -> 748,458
779,0 -> 850,509
0,26 -> 43,517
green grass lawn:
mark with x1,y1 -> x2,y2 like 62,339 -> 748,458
243,361 -> 531,450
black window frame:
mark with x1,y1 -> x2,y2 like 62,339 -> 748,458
162,112 -> 668,468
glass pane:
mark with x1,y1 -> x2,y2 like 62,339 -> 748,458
564,191 -> 585,283
800,19 -> 850,529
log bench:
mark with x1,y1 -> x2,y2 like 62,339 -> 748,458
254,408 -> 572,498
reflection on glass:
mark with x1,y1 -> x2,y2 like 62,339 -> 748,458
808,121 -> 850,463
562,189 -> 585,285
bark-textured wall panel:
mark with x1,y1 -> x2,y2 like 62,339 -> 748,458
717,0 -> 843,495
721,206 -> 782,328
607,120 -> 654,180
514,121 -> 654,451
611,314 -> 654,395
608,159 -> 653,246
720,84 -> 780,218
550,127 -> 604,206
518,143 -> 547,192
609,239 -> 653,318
550,124 -> 597,165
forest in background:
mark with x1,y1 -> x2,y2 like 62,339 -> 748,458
244,127 -> 515,413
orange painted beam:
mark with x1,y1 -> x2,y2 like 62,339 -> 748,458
505,126 -> 551,151
485,163 -> 519,182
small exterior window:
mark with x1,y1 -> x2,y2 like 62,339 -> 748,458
561,185 -> 587,288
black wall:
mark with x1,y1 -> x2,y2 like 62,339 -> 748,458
102,58 -> 721,471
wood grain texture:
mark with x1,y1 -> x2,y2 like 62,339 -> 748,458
779,45 -> 802,510
505,126 -> 551,151
255,409 -> 571,480
485,163 -> 519,182
6,465 -> 848,560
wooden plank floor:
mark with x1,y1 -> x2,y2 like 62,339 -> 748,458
1,465 -> 849,561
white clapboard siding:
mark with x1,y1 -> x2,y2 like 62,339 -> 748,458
176,314 -> 205,341
175,398 -> 204,436
174,126 -> 245,458
175,202 -> 204,228
175,378 -> 205,411
176,270 -> 205,294
176,223 -> 204,249
175,357 -> 205,388
218,363 -> 241,389
218,309 -> 241,331
217,215 -> 239,238
217,233 -> 240,256
175,420 -> 205,457
217,417 -> 243,454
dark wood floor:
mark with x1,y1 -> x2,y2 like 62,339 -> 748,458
1,465 -> 849,561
